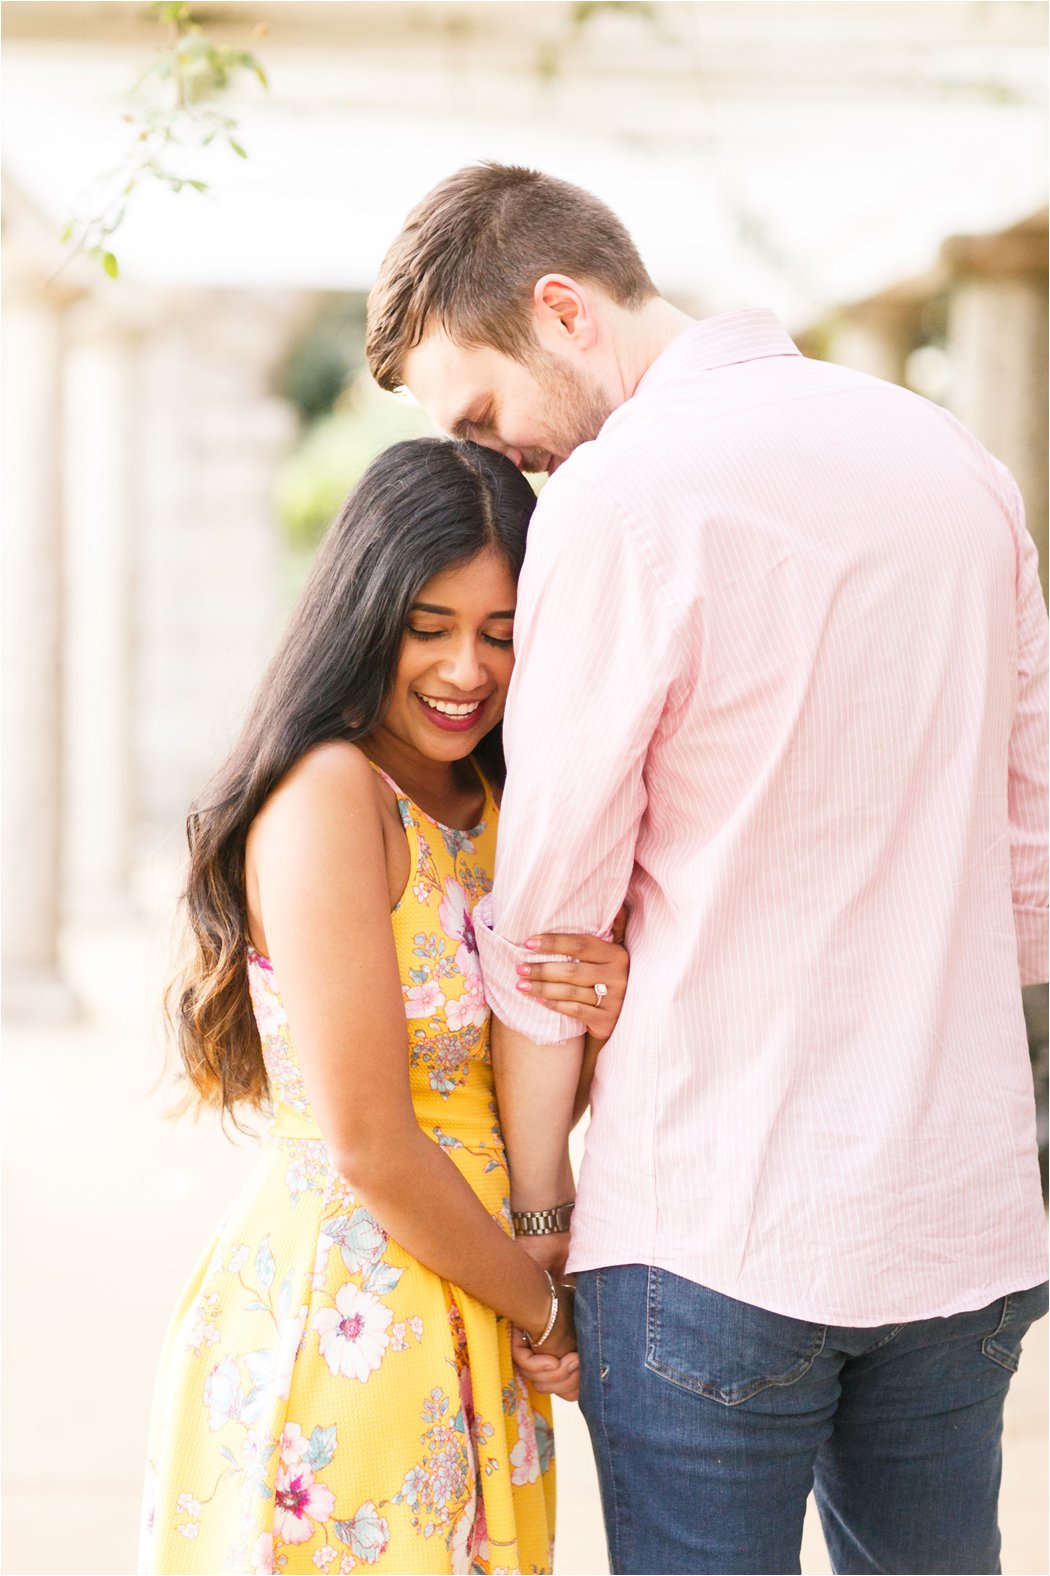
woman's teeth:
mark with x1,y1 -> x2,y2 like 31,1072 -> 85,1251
418,695 -> 482,717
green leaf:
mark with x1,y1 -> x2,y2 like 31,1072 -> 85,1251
102,251 -> 119,280
187,179 -> 208,192
228,138 -> 248,159
152,1 -> 189,21
59,220 -> 74,244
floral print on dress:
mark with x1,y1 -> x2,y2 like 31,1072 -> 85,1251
312,1285 -> 392,1382
280,1139 -> 330,1205
140,763 -> 553,1575
397,805 -> 496,1098
248,949 -> 311,1113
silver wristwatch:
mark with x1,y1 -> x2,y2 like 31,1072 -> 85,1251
510,1201 -> 575,1236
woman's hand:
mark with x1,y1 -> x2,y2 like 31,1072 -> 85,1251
515,903 -> 629,1041
511,1282 -> 580,1401
511,1331 -> 581,1401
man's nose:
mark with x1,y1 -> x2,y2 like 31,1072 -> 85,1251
480,435 -> 524,470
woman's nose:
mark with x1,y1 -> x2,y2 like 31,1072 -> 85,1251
441,640 -> 486,690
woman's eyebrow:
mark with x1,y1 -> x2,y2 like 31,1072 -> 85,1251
410,602 -> 454,615
409,602 -> 515,618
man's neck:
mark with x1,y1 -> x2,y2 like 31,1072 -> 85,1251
615,297 -> 697,403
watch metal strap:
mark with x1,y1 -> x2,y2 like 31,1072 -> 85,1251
511,1201 -> 575,1236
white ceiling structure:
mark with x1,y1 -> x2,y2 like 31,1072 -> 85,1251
2,0 -> 1047,328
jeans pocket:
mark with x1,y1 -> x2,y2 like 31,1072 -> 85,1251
644,1266 -> 827,1406
981,1280 -> 1049,1373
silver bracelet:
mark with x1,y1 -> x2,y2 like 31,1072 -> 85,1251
523,1269 -> 558,1350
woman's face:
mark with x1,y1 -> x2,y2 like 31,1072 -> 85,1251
376,548 -> 518,764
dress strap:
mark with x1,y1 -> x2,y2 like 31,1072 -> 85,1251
366,759 -> 414,831
365,755 -> 493,834
468,756 -> 496,814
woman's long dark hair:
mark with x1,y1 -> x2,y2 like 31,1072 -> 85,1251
169,438 -> 536,1121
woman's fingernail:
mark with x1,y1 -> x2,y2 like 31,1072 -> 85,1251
524,938 -> 540,950
516,981 -> 532,993
516,963 -> 531,976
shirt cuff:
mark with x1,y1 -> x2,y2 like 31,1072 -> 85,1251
1015,904 -> 1049,988
473,893 -> 582,1045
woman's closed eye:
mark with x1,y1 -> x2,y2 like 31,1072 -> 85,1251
406,626 -> 513,649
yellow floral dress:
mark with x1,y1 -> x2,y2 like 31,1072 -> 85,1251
140,764 -> 555,1576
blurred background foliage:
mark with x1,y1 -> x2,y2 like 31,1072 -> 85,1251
272,294 -> 432,574
61,0 -> 269,279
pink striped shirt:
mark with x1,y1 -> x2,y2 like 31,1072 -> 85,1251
473,310 -> 1048,1326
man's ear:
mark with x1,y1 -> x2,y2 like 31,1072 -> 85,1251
532,274 -> 597,350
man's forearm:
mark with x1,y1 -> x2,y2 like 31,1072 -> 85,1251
491,1018 -> 583,1210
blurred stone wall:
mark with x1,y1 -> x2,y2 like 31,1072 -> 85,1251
2,178 -> 310,1008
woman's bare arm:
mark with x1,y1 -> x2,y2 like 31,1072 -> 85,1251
247,742 -> 572,1354
513,906 -> 630,1127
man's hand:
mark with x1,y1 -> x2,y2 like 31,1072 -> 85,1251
515,1229 -> 571,1283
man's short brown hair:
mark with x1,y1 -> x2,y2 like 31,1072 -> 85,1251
366,162 -> 658,392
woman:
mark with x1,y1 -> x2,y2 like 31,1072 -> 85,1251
140,439 -> 628,1576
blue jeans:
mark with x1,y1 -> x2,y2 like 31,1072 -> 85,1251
575,1266 -> 1048,1575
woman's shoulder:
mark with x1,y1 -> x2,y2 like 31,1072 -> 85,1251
250,741 -> 388,848
271,738 -> 381,800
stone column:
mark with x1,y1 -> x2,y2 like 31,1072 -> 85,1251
133,289 -> 304,852
60,298 -> 139,917
828,295 -> 924,388
943,223 -> 1049,600
1,275 -> 79,1017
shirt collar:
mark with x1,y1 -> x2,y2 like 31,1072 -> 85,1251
633,308 -> 801,397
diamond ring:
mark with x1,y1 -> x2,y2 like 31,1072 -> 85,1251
593,982 -> 609,1008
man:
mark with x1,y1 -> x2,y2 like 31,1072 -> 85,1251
366,163 -> 1049,1575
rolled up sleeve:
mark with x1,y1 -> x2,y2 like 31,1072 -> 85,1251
474,471 -> 687,1040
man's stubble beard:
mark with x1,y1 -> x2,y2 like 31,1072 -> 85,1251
528,350 -> 616,468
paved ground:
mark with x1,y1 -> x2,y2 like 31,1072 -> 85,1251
3,896 -> 1047,1575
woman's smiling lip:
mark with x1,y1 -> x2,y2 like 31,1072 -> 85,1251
413,691 -> 491,732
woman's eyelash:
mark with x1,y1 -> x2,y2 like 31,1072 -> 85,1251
406,627 -> 513,649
